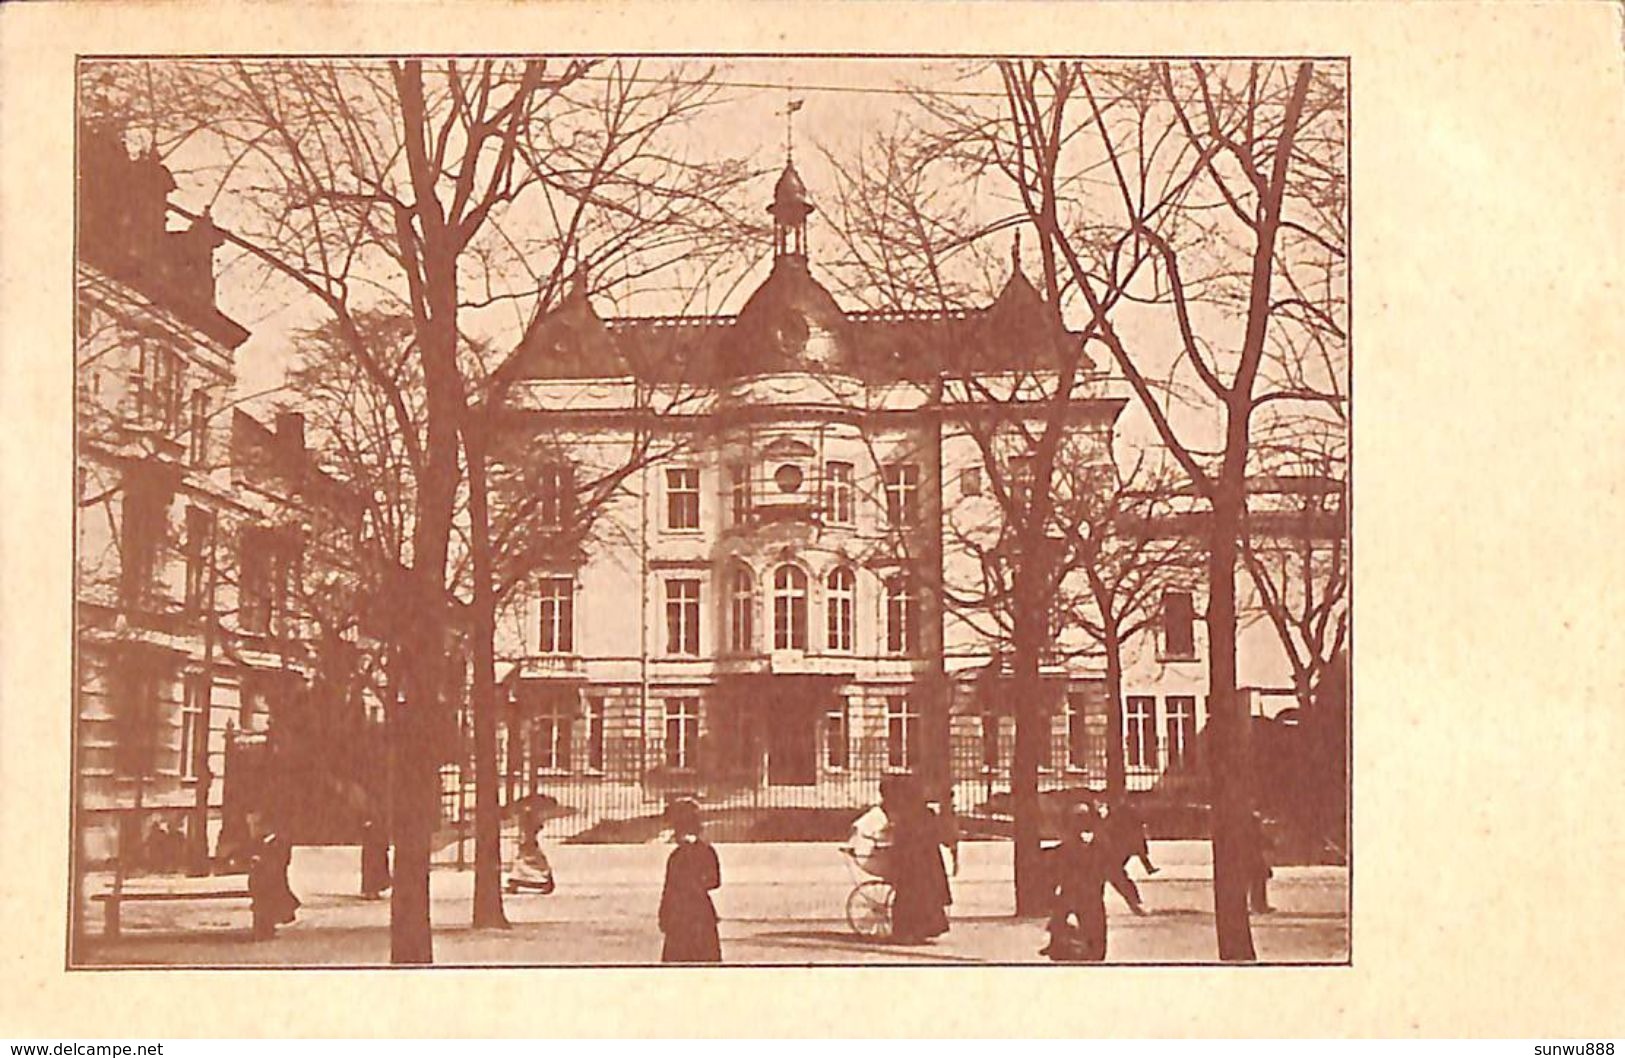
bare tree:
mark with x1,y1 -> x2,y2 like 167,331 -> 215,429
83,57 -> 756,961
826,59 -> 1347,954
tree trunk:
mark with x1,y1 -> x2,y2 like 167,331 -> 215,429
1207,483 -> 1256,961
1104,628 -> 1126,798
387,260 -> 465,965
463,426 -> 509,929
1009,572 -> 1048,915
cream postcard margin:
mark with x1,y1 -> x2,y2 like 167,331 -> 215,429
2,0 -> 1622,1038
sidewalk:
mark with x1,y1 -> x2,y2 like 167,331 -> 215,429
78,841 -> 1349,966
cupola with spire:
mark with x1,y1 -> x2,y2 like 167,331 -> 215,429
769,161 -> 814,261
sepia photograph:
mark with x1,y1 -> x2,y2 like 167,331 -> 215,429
68,54 -> 1350,969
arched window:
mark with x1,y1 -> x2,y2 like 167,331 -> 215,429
885,574 -> 917,654
826,566 -> 855,652
773,564 -> 809,651
729,567 -> 754,653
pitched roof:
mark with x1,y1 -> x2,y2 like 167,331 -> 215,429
498,260 -> 1092,385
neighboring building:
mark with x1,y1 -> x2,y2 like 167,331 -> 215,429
228,409 -> 389,846
75,127 -> 251,868
74,129 -> 386,881
1117,472 -> 1349,795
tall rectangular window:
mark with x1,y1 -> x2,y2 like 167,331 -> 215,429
180,673 -> 209,780
773,565 -> 808,651
824,700 -> 849,770
729,568 -> 754,653
665,579 -> 701,655
188,389 -> 209,466
1008,453 -> 1036,507
729,465 -> 751,526
1162,590 -> 1196,658
533,698 -> 574,772
538,576 -> 574,653
961,465 -> 983,497
1125,695 -> 1158,769
1165,695 -> 1196,769
121,476 -> 168,607
585,697 -> 607,773
981,712 -> 1000,769
824,461 -> 854,525
664,698 -> 699,769
112,667 -> 159,778
136,344 -> 184,433
183,506 -> 213,614
239,533 -> 271,633
826,567 -> 855,652
883,463 -> 919,527
666,467 -> 700,530
537,463 -> 573,530
1065,694 -> 1089,770
885,575 -> 917,654
886,696 -> 919,771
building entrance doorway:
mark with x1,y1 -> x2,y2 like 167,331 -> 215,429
766,706 -> 817,785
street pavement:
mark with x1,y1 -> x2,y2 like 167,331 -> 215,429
78,841 -> 1349,966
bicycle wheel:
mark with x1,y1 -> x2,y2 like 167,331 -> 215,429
846,880 -> 895,940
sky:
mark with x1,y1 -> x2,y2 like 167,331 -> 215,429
132,56 -> 1342,462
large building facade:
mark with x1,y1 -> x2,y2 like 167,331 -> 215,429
484,165 -> 1160,832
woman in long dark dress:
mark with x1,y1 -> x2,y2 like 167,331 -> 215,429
658,799 -> 721,963
360,818 -> 391,899
249,829 -> 300,940
887,784 -> 952,943
1044,801 -> 1109,962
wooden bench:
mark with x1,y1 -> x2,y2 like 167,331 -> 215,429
92,888 -> 251,939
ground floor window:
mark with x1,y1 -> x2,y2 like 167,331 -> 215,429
1065,694 -> 1089,770
665,698 -> 699,770
585,697 -> 606,772
1165,695 -> 1196,769
824,700 -> 849,770
886,696 -> 918,771
980,712 -> 1000,769
533,698 -> 574,772
180,674 -> 208,780
1125,695 -> 1158,769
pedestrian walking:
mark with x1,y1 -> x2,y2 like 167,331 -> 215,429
1042,801 -> 1109,962
927,792 -> 960,878
1117,797 -> 1158,875
1242,810 -> 1275,914
658,799 -> 721,963
1097,799 -> 1149,916
888,778 -> 952,944
248,826 -> 300,940
507,812 -> 556,895
360,817 -> 391,899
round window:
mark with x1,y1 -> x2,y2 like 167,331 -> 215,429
774,464 -> 805,493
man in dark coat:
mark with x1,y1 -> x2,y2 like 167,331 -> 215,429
1241,810 -> 1275,913
360,817 -> 391,899
249,829 -> 300,940
1043,801 -> 1110,961
1099,799 -> 1150,916
887,779 -> 952,943
658,799 -> 721,963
